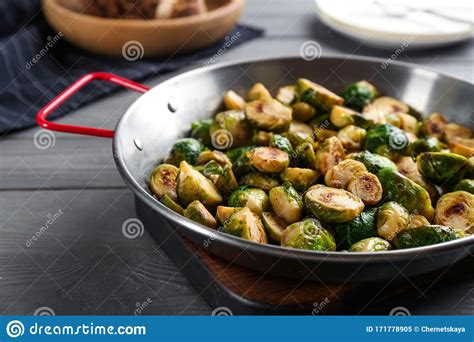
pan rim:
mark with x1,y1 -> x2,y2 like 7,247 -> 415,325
113,54 -> 474,264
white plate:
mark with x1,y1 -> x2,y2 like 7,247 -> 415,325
315,0 -> 474,49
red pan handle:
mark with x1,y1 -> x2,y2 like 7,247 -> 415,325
36,72 -> 150,138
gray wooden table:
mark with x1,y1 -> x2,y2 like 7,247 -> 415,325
1,0 -> 473,315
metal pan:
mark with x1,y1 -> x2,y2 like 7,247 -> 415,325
37,56 -> 474,282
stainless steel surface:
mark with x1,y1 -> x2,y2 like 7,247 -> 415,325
113,56 -> 474,282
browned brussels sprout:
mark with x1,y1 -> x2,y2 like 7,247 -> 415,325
223,207 -> 268,243
245,99 -> 292,132
295,142 -> 317,169
210,110 -> 254,149
281,218 -> 336,251
349,237 -> 392,252
240,173 -> 280,193
442,123 -> 472,144
315,136 -> 346,174
362,97 -> 410,124
349,150 -> 397,174
330,105 -> 372,129
289,120 -> 314,137
223,90 -> 245,110
261,212 -> 287,243
305,185 -> 365,223
200,160 -> 238,196
280,167 -> 319,191
324,159 -> 367,189
160,194 -> 184,215
392,225 -> 457,249
435,191 -> 474,233
248,83 -> 272,101
449,138 -> 474,158
396,156 -> 439,202
269,182 -> 303,224
254,131 -> 273,146
416,152 -> 470,186
340,80 -> 378,111
292,102 -> 316,122
149,164 -> 179,202
376,201 -> 410,241
270,134 -> 294,156
407,137 -> 443,157
165,138 -> 206,166
216,206 -> 243,225
420,112 -> 447,139
347,171 -> 383,206
297,78 -> 344,110
196,150 -> 231,167
248,147 -> 290,173
396,112 -> 419,134
337,125 -> 367,150
184,200 -> 218,229
408,214 -> 430,229
228,186 -> 270,215
276,85 -> 297,106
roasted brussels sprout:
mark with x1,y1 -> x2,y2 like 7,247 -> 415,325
283,131 -> 313,148
292,102 -> 316,122
210,110 -> 254,148
261,212 -> 287,243
270,134 -> 294,156
364,124 -> 409,160
248,83 -> 271,101
332,208 -> 377,250
281,218 -> 336,251
453,179 -> 474,194
348,237 -> 392,252
226,146 -> 254,162
165,138 -> 206,166
223,207 -> 268,243
324,159 -> 367,189
408,214 -> 430,229
280,167 -> 319,191
420,112 -> 447,139
449,139 -> 474,158
347,171 -> 383,206
393,225 -> 457,249
362,96 -> 409,124
442,123 -> 471,144
196,150 -> 231,167
228,186 -> 270,215
297,78 -> 344,110
239,172 -> 280,192
184,200 -> 218,229
305,185 -> 365,223
330,105 -> 372,129
149,164 -> 179,201
396,112 -> 419,134
315,136 -> 346,174
416,152 -> 470,186
340,80 -> 378,111
276,85 -> 297,105
248,147 -> 290,173
377,168 -> 434,220
223,90 -> 245,110
289,120 -> 314,137
245,99 -> 292,132
435,191 -> 474,233
376,201 -> 410,241
396,156 -> 439,202
337,125 -> 367,150
216,206 -> 242,224
349,150 -> 397,174
407,137 -> 443,157
200,160 -> 238,196
269,182 -> 303,224
190,118 -> 212,146
295,142 -> 317,169
177,161 -> 223,208
254,131 -> 273,146
160,194 -> 184,215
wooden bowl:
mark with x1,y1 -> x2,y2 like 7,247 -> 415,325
42,0 -> 245,57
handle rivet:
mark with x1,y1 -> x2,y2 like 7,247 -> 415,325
134,138 -> 143,151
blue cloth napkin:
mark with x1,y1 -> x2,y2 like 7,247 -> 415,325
0,0 -> 263,136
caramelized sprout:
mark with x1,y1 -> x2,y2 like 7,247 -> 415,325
281,218 -> 336,251
184,200 -> 218,229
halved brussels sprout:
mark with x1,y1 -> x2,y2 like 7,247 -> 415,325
248,83 -> 272,101
340,80 -> 378,111
435,191 -> 474,233
216,206 -> 243,225
177,161 -> 223,207
349,150 -> 397,174
245,99 -> 292,132
347,171 -> 383,206
377,168 -> 434,220
239,172 -> 280,192
226,146 -> 255,162
364,124 -> 409,160
228,186 -> 270,215
200,161 -> 238,196
210,110 -> 254,148
376,201 -> 410,241
453,179 -> 474,194
324,159 -> 367,189
269,182 -> 303,224
416,152 -> 470,186
396,112 -> 418,134
160,194 -> 184,215
184,200 -> 218,229
190,118 -> 212,146
449,138 -> 474,158
396,156 -> 439,202
337,125 -> 367,150
280,167 -> 319,191
297,78 -> 344,110
348,237 -> 392,252
283,131 -> 313,148
261,212 -> 287,243
149,164 -> 179,201
332,208 -> 377,250
289,120 -> 314,137
196,150 -> 231,167
295,142 -> 317,169
442,123 -> 471,144
362,96 -> 409,124
223,207 -> 268,243
304,185 -> 365,223
248,147 -> 290,173
281,218 -> 336,251
315,136 -> 346,174
292,102 -> 316,122
254,131 -> 273,146
392,225 -> 457,249
314,128 -> 338,142
407,137 -> 443,157
330,105 -> 372,129
224,90 -> 245,110
165,138 -> 206,166
270,134 -> 294,156
408,214 -> 430,229
420,112 -> 447,139
276,85 -> 297,105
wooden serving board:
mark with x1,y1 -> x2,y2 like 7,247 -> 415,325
136,199 -> 474,315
